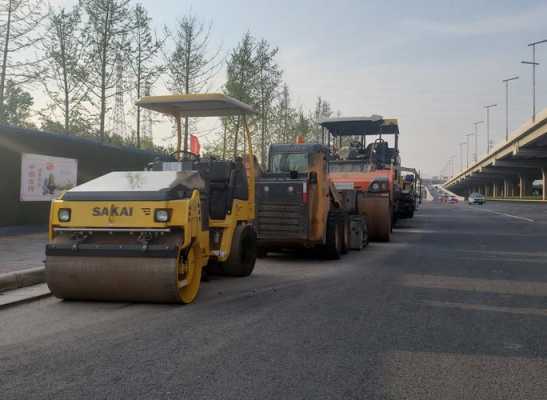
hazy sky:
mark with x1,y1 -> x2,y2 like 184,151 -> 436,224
55,0 -> 547,176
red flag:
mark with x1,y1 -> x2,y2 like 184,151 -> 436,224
190,134 -> 201,155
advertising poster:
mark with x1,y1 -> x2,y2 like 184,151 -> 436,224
20,153 -> 78,202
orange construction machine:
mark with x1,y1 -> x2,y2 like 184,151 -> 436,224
320,116 -> 401,242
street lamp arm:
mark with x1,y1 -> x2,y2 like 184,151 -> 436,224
528,39 -> 547,47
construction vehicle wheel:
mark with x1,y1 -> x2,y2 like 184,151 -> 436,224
341,214 -> 350,254
222,224 -> 257,277
177,244 -> 202,304
324,214 -> 342,260
366,198 -> 392,242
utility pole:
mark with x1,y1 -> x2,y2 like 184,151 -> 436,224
111,57 -> 128,140
141,81 -> 153,145
473,121 -> 484,163
459,142 -> 466,171
522,39 -> 546,123
502,76 -> 519,141
484,104 -> 497,153
465,133 -> 473,168
521,60 -> 540,122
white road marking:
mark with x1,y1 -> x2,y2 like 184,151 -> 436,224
468,207 -> 535,222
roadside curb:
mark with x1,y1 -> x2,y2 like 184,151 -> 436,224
0,283 -> 51,309
0,267 -> 46,292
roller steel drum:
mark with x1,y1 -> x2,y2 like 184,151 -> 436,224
46,256 -> 183,303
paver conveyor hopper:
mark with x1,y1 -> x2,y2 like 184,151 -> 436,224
45,94 -> 257,304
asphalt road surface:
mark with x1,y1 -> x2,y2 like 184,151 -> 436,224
2,201 -> 547,399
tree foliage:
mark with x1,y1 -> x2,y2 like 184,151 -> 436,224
0,0 -> 47,122
254,39 -> 282,165
165,12 -> 220,153
41,5 -> 89,133
80,0 -> 132,141
0,2 -> 337,159
3,79 -> 33,126
127,3 -> 164,147
223,32 -> 259,159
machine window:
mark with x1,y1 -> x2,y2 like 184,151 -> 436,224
270,153 -> 309,173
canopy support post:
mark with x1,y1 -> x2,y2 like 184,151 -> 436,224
243,115 -> 255,217
175,113 -> 182,161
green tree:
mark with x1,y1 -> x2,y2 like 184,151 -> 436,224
128,3 -> 164,147
273,83 -> 298,144
165,12 -> 220,154
294,108 -> 312,141
224,32 -> 259,158
311,96 -> 332,143
81,0 -> 131,141
41,5 -> 89,133
254,39 -> 282,165
0,0 -> 47,122
3,79 -> 33,126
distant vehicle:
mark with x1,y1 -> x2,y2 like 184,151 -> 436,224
468,192 -> 485,205
447,196 -> 458,204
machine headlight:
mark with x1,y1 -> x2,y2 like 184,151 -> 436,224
369,179 -> 388,193
58,208 -> 71,222
154,209 -> 171,222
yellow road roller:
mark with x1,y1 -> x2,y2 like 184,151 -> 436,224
46,94 -> 257,304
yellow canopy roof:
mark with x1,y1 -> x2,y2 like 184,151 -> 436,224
135,93 -> 255,117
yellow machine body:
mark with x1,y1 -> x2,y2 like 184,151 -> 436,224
255,143 -> 351,259
47,190 -> 209,303
45,94 -> 257,304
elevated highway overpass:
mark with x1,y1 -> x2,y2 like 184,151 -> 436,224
444,107 -> 547,200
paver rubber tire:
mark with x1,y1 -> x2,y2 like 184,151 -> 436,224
341,213 -> 350,254
222,224 -> 257,277
324,214 -> 342,260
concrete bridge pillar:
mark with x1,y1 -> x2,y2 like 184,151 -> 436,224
484,185 -> 489,197
503,179 -> 510,198
542,168 -> 547,201
519,174 -> 532,198
492,182 -> 498,198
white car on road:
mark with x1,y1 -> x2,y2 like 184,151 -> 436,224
468,192 -> 485,205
